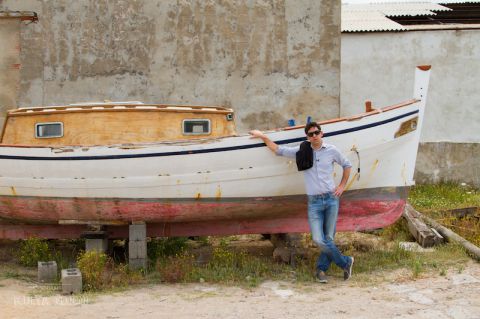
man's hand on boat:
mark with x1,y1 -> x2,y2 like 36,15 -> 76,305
249,130 -> 279,153
249,130 -> 266,139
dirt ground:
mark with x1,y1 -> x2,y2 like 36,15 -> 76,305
1,261 -> 479,319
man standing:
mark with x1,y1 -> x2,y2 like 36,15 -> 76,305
249,122 -> 354,283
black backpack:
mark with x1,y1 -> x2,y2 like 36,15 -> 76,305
296,141 -> 313,171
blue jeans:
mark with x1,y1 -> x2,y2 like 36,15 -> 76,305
307,193 -> 349,272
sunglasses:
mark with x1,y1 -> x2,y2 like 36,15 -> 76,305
307,130 -> 321,137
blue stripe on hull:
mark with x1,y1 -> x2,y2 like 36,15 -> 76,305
0,110 -> 418,161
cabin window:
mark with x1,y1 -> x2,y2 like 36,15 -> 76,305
35,122 -> 63,138
182,119 -> 211,135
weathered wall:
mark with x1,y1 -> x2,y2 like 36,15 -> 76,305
341,30 -> 480,143
0,0 -> 341,132
415,142 -> 480,187
0,19 -> 20,123
341,30 -> 480,187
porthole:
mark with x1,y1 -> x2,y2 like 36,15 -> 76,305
35,122 -> 64,138
182,119 -> 211,135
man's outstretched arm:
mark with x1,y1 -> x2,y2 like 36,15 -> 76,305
249,130 -> 279,154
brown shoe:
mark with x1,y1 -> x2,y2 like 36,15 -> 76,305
344,257 -> 354,281
316,270 -> 328,283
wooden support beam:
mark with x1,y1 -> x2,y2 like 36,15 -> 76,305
406,204 -> 480,261
403,204 -> 444,247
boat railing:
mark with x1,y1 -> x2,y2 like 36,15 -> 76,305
283,98 -> 419,131
10,103 -> 233,115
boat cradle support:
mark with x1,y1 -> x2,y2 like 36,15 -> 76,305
0,216 -> 312,240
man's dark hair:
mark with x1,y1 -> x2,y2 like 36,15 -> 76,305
304,122 -> 321,134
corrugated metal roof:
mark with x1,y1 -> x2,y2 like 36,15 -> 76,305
344,3 -> 450,16
342,2 -> 456,32
342,9 -> 407,31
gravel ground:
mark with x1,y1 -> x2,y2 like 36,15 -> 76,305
1,261 -> 479,319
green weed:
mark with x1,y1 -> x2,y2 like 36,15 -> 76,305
147,237 -> 188,266
3,270 -> 21,279
76,250 -> 145,292
108,263 -> 144,288
17,238 -> 53,267
155,253 -> 196,283
411,259 -> 424,278
77,251 -> 108,291
379,218 -> 414,242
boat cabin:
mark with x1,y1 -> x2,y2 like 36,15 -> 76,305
0,102 -> 237,146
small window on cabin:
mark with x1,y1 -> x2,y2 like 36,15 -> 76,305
182,119 -> 211,135
35,122 -> 63,138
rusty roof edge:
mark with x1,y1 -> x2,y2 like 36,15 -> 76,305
0,11 -> 38,22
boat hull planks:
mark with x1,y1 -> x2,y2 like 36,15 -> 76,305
0,186 -> 406,238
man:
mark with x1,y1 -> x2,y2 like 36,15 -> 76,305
249,122 -> 354,283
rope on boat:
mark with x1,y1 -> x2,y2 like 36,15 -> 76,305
351,145 -> 360,181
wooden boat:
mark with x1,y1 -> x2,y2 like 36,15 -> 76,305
0,66 -> 431,239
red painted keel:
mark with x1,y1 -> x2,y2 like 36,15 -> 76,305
0,187 -> 407,239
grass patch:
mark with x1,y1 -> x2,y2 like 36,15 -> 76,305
152,238 -> 469,286
3,270 -> 22,279
328,241 -> 469,284
15,238 -> 83,270
409,183 -> 480,211
434,213 -> 480,246
409,183 -> 480,246
0,263 -> 37,282
154,240 -> 312,287
77,250 -> 144,291
147,237 -> 189,267
378,218 -> 414,242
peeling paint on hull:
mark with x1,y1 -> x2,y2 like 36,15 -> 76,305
0,187 -> 406,239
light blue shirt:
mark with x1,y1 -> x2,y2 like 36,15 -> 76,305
276,142 -> 352,195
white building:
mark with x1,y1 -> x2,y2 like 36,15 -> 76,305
341,0 -> 480,186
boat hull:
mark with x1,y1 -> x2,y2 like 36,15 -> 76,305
0,67 -> 431,238
0,186 -> 406,238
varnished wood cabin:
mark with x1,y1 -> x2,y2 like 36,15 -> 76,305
0,102 -> 237,146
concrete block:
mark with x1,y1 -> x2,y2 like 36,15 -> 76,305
61,268 -> 82,294
399,241 -> 434,253
129,258 -> 146,270
129,223 -> 146,241
128,240 -> 147,259
37,261 -> 57,283
85,238 -> 108,252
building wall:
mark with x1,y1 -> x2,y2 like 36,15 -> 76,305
0,19 -> 21,123
341,30 -> 480,186
0,0 -> 341,132
341,30 -> 480,143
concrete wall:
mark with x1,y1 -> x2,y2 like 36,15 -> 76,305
0,19 -> 21,123
341,30 -> 480,143
0,0 -> 341,132
341,30 -> 480,186
416,142 -> 480,187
